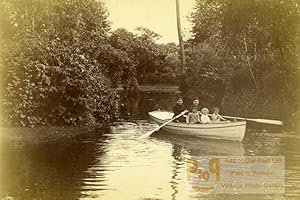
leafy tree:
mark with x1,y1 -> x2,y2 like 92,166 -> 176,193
109,28 -> 138,88
0,0 -> 126,126
110,27 -> 182,84
188,0 -> 299,126
158,43 -> 182,83
182,42 -> 226,107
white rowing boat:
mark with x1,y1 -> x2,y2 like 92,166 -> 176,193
149,110 -> 246,141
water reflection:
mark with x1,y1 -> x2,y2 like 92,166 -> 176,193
0,130 -> 109,200
154,131 -> 245,200
154,131 -> 245,156
0,122 -> 299,200
243,131 -> 286,156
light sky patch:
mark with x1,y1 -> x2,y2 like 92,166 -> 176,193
105,0 -> 195,44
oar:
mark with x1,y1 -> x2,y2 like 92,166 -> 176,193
139,110 -> 188,139
222,115 -> 283,125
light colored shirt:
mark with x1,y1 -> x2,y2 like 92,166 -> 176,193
201,114 -> 211,123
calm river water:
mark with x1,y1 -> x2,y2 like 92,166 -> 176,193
0,91 -> 299,200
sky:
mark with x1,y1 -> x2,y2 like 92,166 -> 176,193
105,0 -> 195,44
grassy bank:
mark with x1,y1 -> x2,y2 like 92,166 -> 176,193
0,126 -> 106,147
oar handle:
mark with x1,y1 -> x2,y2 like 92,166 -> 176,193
223,115 -> 283,125
222,115 -> 246,120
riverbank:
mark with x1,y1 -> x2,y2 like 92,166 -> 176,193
116,84 -> 179,93
0,126 -> 105,147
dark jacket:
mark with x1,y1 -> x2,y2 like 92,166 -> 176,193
173,104 -> 186,122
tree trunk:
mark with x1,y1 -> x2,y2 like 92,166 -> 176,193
243,33 -> 258,89
176,0 -> 186,72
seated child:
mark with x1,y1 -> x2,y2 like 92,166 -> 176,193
186,106 -> 200,124
211,107 -> 226,123
200,108 -> 211,123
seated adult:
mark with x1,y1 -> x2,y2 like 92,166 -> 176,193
189,98 -> 201,112
173,97 -> 187,122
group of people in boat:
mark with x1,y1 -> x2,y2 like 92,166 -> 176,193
173,97 -> 229,124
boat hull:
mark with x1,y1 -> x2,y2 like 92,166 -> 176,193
149,111 -> 246,141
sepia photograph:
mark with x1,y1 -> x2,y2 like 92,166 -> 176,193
0,0 -> 299,199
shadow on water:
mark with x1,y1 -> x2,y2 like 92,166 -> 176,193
0,129 -> 110,200
120,90 -> 178,119
242,130 -> 286,156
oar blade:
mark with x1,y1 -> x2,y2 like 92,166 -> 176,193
253,119 -> 283,125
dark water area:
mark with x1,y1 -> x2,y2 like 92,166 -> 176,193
0,91 -> 299,200
119,90 -> 179,120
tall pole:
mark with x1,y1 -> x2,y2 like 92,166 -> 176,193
176,0 -> 186,71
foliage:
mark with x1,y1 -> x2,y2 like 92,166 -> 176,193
158,43 -> 182,84
186,0 -> 299,127
110,28 -> 182,84
182,42 -> 226,107
0,0 -> 128,126
0,0 -> 183,126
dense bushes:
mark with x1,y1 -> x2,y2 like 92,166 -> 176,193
183,0 -> 299,128
0,0 -> 131,126
0,0 -> 183,126
182,42 -> 226,107
110,28 -> 182,85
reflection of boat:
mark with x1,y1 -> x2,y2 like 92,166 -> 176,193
155,131 -> 245,198
149,111 -> 246,141
154,131 -> 245,156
